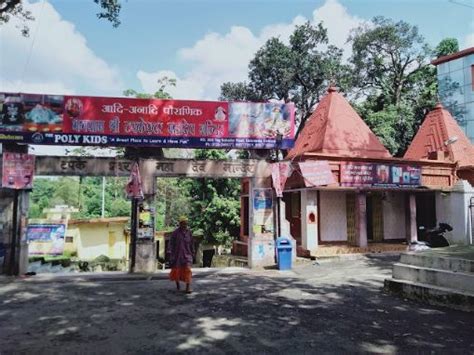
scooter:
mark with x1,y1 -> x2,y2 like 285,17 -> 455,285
416,222 -> 452,249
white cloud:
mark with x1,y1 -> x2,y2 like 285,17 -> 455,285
137,0 -> 362,100
465,33 -> 474,48
312,0 -> 364,57
0,0 -> 122,96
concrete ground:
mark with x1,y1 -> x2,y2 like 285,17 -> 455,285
0,255 -> 473,354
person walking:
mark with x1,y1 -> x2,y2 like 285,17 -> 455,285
169,216 -> 194,293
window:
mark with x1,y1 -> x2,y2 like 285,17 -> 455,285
65,236 -> 74,243
471,65 -> 474,91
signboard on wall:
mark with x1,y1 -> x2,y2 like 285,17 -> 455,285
0,92 -> 295,149
298,161 -> 335,187
1,153 -> 35,189
341,163 -> 421,188
27,223 -> 66,255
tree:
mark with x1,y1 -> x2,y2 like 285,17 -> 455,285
349,17 -> 437,156
221,21 -> 351,137
184,149 -> 241,247
435,38 -> 459,58
123,77 -> 176,100
0,0 -> 122,36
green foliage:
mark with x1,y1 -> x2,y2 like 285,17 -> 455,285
348,17 -> 439,156
1,0 -> 122,37
435,38 -> 459,58
124,77 -> 176,100
29,176 -> 132,219
221,21 -> 350,136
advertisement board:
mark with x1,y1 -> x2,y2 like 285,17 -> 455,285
341,163 -> 421,188
27,223 -> 66,255
1,153 -> 35,189
0,92 -> 295,149
298,161 -> 335,187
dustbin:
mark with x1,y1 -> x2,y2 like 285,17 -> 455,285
276,237 -> 292,270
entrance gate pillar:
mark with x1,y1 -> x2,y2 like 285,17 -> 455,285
0,144 -> 30,275
248,177 -> 275,269
355,192 -> 368,248
131,161 -> 157,273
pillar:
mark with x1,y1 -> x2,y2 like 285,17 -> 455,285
407,193 -> 418,243
0,144 -> 30,276
301,190 -> 318,252
355,192 -> 368,248
130,159 -> 157,273
248,177 -> 275,269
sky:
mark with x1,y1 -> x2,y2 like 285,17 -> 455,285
1,0 -> 473,103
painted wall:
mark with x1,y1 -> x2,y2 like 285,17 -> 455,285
75,223 -> 128,260
320,191 -> 347,242
383,192 -> 406,240
436,180 -> 474,245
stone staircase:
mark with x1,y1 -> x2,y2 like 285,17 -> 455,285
384,251 -> 474,311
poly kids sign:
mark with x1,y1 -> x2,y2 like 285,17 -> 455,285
0,92 -> 295,149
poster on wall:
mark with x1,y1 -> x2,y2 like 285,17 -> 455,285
341,163 -> 421,187
253,188 -> 273,233
27,223 -> 66,255
0,92 -> 295,149
138,202 -> 155,239
1,152 -> 35,189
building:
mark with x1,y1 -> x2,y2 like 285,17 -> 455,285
432,47 -> 474,143
237,87 -> 470,262
405,102 -> 474,245
65,217 -> 130,260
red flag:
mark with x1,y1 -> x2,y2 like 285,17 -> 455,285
125,162 -> 143,199
271,162 -> 292,197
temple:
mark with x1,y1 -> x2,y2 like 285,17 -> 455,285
237,87 -> 473,264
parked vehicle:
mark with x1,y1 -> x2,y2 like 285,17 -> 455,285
417,222 -> 452,248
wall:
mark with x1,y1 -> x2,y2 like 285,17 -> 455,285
436,180 -> 474,245
76,223 -> 127,260
320,191 -> 347,242
383,192 -> 407,240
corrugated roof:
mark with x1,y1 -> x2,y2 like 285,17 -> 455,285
68,217 -> 129,225
287,87 -> 392,160
404,103 -> 474,168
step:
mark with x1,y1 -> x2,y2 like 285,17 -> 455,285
384,278 -> 474,312
393,263 -> 474,293
400,253 -> 474,273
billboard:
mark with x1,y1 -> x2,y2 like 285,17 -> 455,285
0,92 -> 295,149
341,163 -> 421,188
27,223 -> 66,255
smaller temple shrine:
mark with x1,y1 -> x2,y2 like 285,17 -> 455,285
237,87 -> 473,264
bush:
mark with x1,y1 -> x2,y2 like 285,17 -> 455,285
94,254 -> 110,263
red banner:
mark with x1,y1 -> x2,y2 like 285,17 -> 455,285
298,161 -> 335,187
1,153 -> 35,189
0,92 -> 295,149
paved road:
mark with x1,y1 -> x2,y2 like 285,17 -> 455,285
0,255 -> 472,354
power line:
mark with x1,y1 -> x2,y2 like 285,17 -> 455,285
448,0 -> 474,9
18,0 -> 46,92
